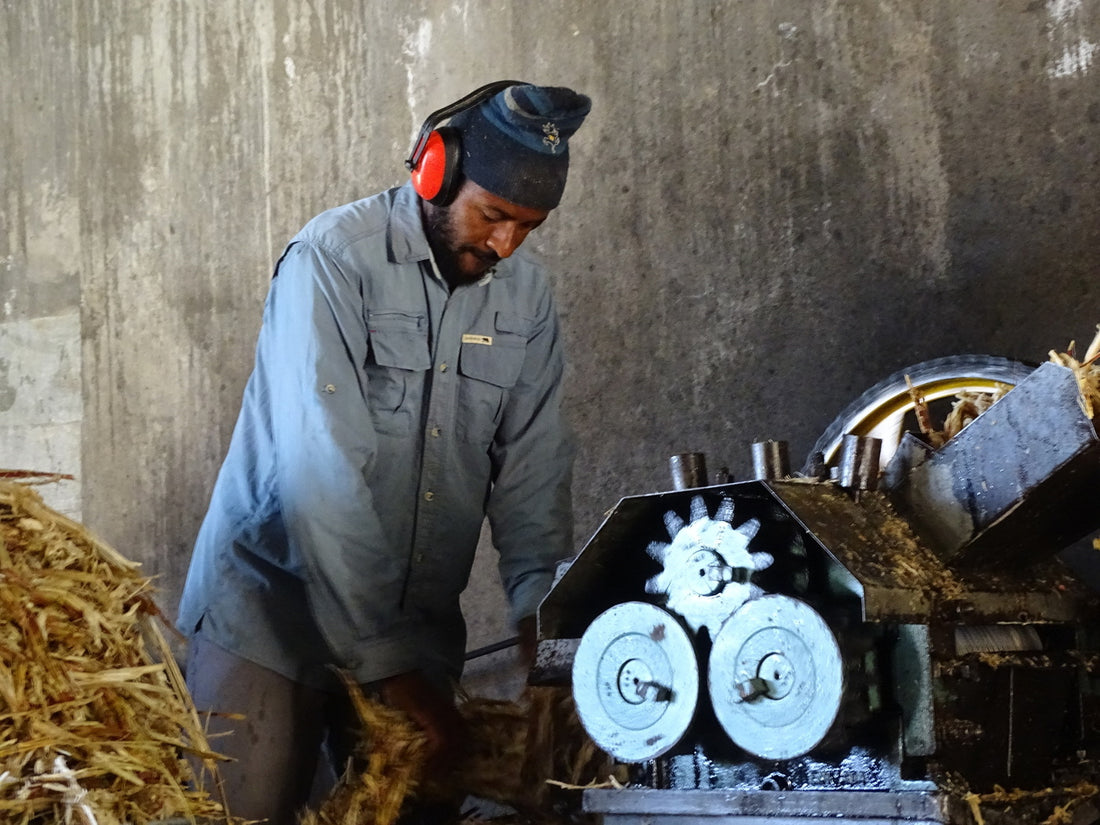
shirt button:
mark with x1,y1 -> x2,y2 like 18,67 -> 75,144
324,384 -> 336,394
430,427 -> 441,437
439,363 -> 448,372
424,491 -> 434,501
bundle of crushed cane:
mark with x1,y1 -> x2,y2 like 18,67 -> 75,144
302,674 -> 616,825
0,476 -> 231,825
1048,324 -> 1100,419
905,324 -> 1100,449
445,685 -> 616,821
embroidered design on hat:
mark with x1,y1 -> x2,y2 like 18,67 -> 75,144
542,122 -> 561,153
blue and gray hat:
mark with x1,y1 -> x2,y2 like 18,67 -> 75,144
449,84 -> 591,211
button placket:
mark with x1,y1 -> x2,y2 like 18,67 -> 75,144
409,286 -> 464,596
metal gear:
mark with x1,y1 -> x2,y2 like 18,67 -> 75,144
645,495 -> 773,640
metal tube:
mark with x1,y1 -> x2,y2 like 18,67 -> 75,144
837,435 -> 882,491
713,466 -> 733,484
805,451 -> 828,481
465,635 -> 519,661
669,453 -> 708,490
751,440 -> 790,480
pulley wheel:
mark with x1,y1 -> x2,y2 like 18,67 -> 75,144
572,601 -> 699,762
708,595 -> 843,760
804,354 -> 1034,471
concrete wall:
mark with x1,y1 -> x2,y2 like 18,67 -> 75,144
3,1 -> 1099,694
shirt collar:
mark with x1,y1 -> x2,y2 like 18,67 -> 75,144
386,182 -> 432,265
425,244 -> 496,290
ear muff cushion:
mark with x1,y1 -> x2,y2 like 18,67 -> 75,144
411,127 -> 462,206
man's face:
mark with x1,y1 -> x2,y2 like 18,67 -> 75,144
423,180 -> 551,288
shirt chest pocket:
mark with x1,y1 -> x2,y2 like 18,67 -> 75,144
456,312 -> 530,446
365,311 -> 430,436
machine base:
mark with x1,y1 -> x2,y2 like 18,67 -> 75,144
584,787 -> 956,825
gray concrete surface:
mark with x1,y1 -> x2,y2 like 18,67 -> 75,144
3,1 -> 1099,695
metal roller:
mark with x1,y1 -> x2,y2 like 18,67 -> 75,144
708,595 -> 845,760
572,601 -> 700,763
955,625 -> 1043,655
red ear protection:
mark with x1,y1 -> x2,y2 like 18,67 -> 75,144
409,127 -> 462,206
404,80 -> 526,207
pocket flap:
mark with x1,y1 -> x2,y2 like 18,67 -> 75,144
459,334 -> 526,388
494,312 -> 533,336
367,311 -> 430,371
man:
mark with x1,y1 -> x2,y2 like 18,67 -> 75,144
178,83 -> 590,824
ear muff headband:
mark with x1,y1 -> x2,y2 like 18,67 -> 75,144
405,79 -> 527,207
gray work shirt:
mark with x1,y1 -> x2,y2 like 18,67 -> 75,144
177,182 -> 575,689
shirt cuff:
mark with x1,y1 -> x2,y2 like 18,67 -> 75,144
342,632 -> 429,685
509,569 -> 555,627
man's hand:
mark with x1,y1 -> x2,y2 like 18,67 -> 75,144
517,615 -> 537,671
379,670 -> 466,771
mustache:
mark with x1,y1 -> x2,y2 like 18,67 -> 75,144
463,247 -> 500,265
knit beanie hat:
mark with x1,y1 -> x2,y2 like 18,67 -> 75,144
447,84 -> 591,211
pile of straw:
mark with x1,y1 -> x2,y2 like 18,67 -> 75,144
0,477 -> 231,825
303,678 -> 614,825
451,687 -> 612,813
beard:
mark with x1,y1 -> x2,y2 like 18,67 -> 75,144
423,203 -> 499,288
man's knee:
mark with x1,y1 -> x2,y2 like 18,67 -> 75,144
185,634 -> 327,825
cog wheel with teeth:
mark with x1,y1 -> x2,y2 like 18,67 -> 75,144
645,495 -> 774,640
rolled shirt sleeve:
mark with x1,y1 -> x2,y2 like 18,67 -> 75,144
265,241 -> 426,680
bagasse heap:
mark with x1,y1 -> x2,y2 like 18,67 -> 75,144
0,479 -> 231,825
0,478 -> 610,825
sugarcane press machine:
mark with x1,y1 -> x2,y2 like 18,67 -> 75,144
533,361 -> 1100,824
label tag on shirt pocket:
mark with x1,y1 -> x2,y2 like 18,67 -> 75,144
461,334 -> 493,346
